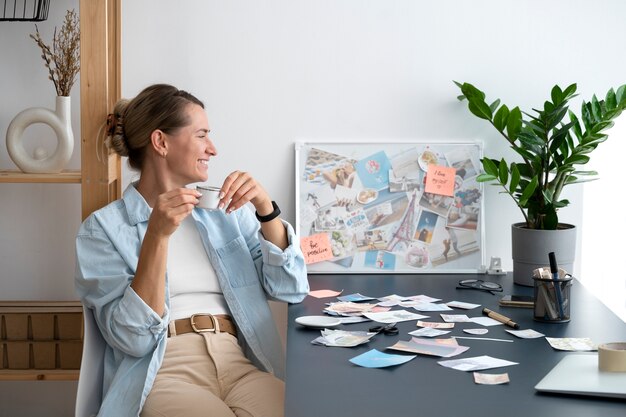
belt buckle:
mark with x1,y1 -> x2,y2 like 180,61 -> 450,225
190,313 -> 220,333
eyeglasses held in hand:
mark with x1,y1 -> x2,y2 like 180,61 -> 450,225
368,322 -> 399,335
456,279 -> 503,295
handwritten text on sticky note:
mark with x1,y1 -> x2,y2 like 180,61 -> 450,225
301,233 -> 334,264
424,165 -> 456,197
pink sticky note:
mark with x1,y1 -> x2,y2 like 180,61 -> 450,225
424,165 -> 456,197
301,233 -> 334,264
309,289 -> 344,298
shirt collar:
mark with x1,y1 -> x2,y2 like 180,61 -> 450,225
122,182 -> 152,226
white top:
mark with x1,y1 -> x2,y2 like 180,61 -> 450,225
167,215 -> 229,320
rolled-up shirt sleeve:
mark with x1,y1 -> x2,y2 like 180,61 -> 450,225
237,208 -> 309,303
75,215 -> 168,358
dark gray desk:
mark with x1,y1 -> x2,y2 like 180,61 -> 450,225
285,274 -> 626,417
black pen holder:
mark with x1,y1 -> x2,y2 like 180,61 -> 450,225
532,267 -> 572,323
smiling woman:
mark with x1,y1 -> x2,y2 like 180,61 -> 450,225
75,83 -> 309,417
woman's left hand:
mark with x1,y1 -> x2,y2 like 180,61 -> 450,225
219,171 -> 274,215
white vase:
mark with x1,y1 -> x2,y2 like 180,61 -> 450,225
6,96 -> 74,173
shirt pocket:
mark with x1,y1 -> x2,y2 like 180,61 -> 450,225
215,236 -> 259,288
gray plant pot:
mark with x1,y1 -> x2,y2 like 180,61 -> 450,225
511,222 -> 577,286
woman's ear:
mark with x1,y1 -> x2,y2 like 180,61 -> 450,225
151,129 -> 168,158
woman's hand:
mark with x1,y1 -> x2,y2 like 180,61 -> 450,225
146,188 -> 201,238
219,171 -> 274,216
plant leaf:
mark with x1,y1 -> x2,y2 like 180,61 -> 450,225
468,101 -> 493,120
476,173 -> 497,182
519,176 -> 538,206
509,163 -> 520,193
506,107 -> 522,140
482,158 -> 499,177
605,88 -> 617,110
489,99 -> 501,113
551,85 -> 563,105
498,159 -> 508,185
493,104 -> 510,132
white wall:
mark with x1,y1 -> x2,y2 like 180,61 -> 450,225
122,0 -> 624,279
1,1 -> 625,415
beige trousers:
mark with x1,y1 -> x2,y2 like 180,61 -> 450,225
141,332 -> 284,417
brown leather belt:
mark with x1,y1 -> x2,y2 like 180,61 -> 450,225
168,314 -> 237,338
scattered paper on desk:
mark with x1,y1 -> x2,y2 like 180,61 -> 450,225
545,337 -> 597,351
337,316 -> 371,324
378,294 -> 412,302
411,303 -> 453,312
364,310 -> 428,324
473,372 -> 510,385
417,320 -> 455,329
349,349 -> 416,368
409,328 -> 451,337
438,355 -> 518,371
388,337 -> 469,357
325,302 -> 377,315
377,299 -> 402,307
469,316 -> 502,327
446,300 -> 481,310
308,289 -> 343,299
311,329 -> 377,347
406,294 -> 442,303
337,293 -> 376,302
441,314 -> 471,323
505,329 -> 544,339
464,328 -> 488,335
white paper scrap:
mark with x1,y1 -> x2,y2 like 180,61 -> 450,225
469,316 -> 502,326
446,301 -> 481,310
441,314 -> 471,323
438,355 -> 519,371
364,310 -> 428,324
409,328 -> 451,338
505,329 -> 544,339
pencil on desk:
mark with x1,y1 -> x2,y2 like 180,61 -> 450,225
482,308 -> 520,329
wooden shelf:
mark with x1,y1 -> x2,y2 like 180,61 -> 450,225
0,369 -> 79,381
0,170 -> 81,184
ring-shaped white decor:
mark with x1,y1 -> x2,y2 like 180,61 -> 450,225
6,96 -> 74,173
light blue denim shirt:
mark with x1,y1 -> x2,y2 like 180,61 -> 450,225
75,183 -> 309,417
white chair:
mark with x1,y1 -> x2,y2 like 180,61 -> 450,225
75,306 -> 105,417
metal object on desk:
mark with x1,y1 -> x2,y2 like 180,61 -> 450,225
533,267 -> 572,323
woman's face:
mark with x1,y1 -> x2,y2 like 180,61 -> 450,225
163,103 -> 216,186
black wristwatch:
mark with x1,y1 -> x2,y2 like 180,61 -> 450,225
255,201 -> 281,223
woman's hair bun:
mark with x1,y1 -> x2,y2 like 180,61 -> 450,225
106,99 -> 130,157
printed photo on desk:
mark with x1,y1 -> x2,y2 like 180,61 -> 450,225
295,141 -> 486,273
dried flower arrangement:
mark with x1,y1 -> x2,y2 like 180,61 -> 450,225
29,9 -> 80,97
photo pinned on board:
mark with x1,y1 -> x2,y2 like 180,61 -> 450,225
389,169 -> 421,193
364,250 -> 396,270
444,147 -> 479,180
414,210 -> 439,244
447,178 -> 482,231
355,228 -> 390,251
404,243 -> 430,269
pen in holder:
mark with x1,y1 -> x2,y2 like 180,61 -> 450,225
532,267 -> 573,323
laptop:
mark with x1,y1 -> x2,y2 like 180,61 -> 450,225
535,353 -> 626,399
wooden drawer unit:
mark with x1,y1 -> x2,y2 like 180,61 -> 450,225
0,301 -> 83,370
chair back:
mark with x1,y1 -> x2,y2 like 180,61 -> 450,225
75,306 -> 105,417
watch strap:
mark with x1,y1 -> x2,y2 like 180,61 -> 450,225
255,201 -> 281,223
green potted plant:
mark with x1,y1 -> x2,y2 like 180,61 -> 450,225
456,81 -> 626,285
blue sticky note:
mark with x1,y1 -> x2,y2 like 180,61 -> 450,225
349,349 -> 416,368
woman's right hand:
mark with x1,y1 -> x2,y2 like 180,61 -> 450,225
146,188 -> 201,238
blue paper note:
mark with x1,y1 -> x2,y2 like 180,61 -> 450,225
337,293 -> 376,302
349,349 -> 416,368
